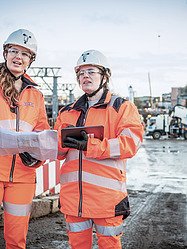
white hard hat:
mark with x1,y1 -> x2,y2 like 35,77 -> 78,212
75,49 -> 111,76
3,29 -> 37,56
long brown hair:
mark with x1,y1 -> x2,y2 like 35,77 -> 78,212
0,62 -> 19,107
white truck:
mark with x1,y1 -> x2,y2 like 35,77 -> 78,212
146,105 -> 187,139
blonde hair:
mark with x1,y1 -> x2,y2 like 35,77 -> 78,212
0,62 -> 19,107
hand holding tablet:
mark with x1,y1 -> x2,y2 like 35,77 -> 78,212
61,125 -> 104,149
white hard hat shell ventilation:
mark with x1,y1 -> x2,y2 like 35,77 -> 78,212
75,49 -> 111,76
3,29 -> 37,56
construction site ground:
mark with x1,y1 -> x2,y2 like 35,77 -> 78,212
0,138 -> 186,249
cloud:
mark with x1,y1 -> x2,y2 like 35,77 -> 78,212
85,12 -> 129,26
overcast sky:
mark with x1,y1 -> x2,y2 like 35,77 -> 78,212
0,0 -> 187,98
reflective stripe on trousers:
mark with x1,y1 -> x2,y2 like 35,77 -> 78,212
66,219 -> 123,236
3,202 -> 32,216
0,182 -> 36,249
65,215 -> 123,249
95,223 -> 123,236
66,219 -> 93,232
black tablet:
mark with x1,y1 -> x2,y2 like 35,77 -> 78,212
61,125 -> 104,145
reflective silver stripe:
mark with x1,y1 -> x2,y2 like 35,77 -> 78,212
92,158 -> 126,171
65,150 -> 126,171
108,138 -> 120,158
66,219 -> 92,232
121,128 -> 141,147
61,171 -> 78,183
0,119 -> 33,131
89,157 -> 126,171
60,171 -> 126,192
0,120 -> 16,130
19,120 -> 33,131
3,202 -> 32,216
95,223 -> 123,236
108,95 -> 119,107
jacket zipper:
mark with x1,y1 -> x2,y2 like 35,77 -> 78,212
76,99 -> 107,216
9,105 -> 19,182
77,104 -> 89,217
78,150 -> 83,217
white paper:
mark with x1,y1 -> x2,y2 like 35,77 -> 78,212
0,128 -> 58,161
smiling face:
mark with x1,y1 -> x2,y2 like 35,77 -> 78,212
77,65 -> 105,95
4,45 -> 32,77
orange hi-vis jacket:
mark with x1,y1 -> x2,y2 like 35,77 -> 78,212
0,74 -> 50,183
55,89 -> 144,218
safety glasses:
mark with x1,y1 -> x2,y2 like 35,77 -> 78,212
77,69 -> 102,78
8,48 -> 32,60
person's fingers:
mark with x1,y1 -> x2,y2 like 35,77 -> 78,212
66,137 -> 78,143
80,130 -> 88,140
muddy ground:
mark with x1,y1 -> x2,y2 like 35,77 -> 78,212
0,138 -> 187,248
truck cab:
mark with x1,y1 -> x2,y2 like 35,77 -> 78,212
146,114 -> 170,139
146,105 -> 187,140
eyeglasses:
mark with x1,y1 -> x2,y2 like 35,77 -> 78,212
7,48 -> 32,60
77,69 -> 101,78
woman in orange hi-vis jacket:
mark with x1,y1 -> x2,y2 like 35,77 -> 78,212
0,29 -> 50,249
54,49 -> 144,249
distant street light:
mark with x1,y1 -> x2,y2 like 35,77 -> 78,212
148,72 -> 153,108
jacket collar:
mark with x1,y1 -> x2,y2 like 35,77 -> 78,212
72,89 -> 112,111
21,74 -> 38,91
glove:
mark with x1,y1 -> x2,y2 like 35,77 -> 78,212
63,130 -> 88,151
19,152 -> 41,167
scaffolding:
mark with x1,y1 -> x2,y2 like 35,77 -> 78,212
28,67 -> 76,124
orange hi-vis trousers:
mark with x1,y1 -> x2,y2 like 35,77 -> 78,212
0,182 -> 36,249
65,215 -> 124,249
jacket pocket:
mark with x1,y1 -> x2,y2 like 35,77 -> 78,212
115,196 -> 130,220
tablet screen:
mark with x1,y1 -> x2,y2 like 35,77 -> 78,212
61,125 -> 104,145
